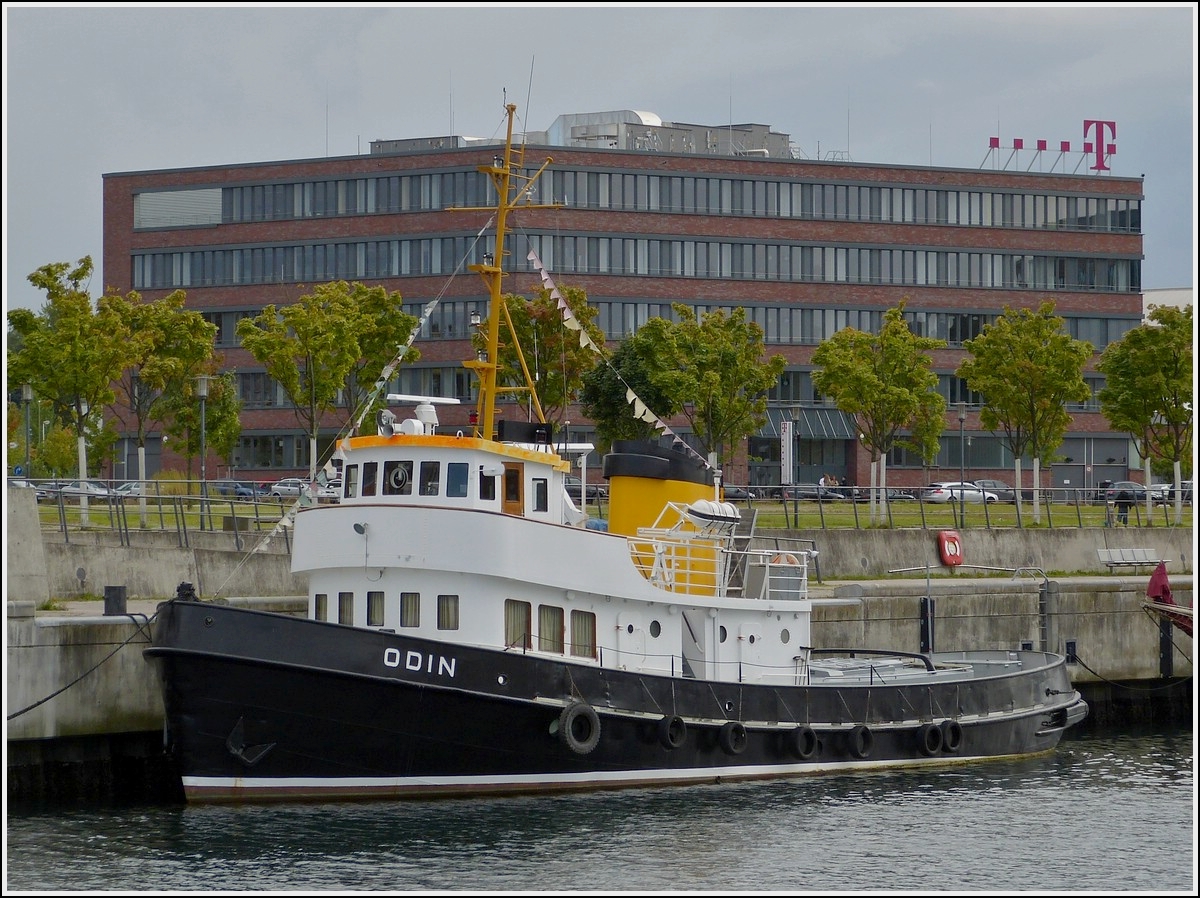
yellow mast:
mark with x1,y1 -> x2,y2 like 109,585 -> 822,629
460,103 -> 557,441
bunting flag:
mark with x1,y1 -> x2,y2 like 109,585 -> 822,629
528,248 -> 710,469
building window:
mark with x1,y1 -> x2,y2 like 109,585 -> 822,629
400,592 -> 420,628
437,594 -> 459,630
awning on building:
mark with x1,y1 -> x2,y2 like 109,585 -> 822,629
765,407 -> 859,440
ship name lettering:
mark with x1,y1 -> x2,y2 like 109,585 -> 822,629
382,647 -> 456,678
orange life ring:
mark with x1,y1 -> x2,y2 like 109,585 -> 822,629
937,530 -> 964,566
771,553 -> 800,566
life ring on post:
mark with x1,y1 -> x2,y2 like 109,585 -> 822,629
658,714 -> 687,750
719,721 -> 748,755
787,725 -> 819,761
771,553 -> 801,566
940,719 -> 963,754
846,725 -> 873,759
558,702 -> 601,755
937,530 -> 964,567
916,722 -> 943,757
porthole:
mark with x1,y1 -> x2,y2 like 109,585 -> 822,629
497,674 -> 508,686
781,628 -> 791,644
719,625 -> 727,643
748,634 -> 756,644
627,623 -> 634,634
649,620 -> 661,638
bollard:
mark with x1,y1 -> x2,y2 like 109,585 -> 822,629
104,585 -> 128,616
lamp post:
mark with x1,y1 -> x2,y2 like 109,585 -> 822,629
21,384 -> 32,477
197,375 -> 210,530
958,401 -> 967,524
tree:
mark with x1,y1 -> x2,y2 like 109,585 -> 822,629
811,301 -> 946,524
105,287 -> 218,497
1097,304 -> 1193,524
160,370 -> 242,482
480,285 -> 603,427
958,301 -> 1092,523
341,282 -> 420,434
580,331 -> 679,451
237,282 -> 363,479
7,258 -> 134,507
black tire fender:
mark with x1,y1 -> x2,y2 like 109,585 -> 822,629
788,725 -> 818,761
718,721 -> 748,755
847,724 -> 873,759
658,714 -> 687,750
917,722 -> 943,757
558,702 -> 601,755
940,719 -> 963,753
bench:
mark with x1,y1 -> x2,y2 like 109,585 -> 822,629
1098,547 -> 1168,570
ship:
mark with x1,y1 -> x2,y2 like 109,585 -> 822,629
145,103 -> 1088,803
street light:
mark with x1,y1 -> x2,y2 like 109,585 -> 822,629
197,375 -> 210,530
958,401 -> 967,524
21,384 -> 32,476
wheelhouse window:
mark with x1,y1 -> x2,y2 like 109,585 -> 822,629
571,610 -> 597,659
447,462 -> 469,497
504,599 -> 532,649
533,478 -> 549,512
362,462 -> 378,497
479,468 -> 497,501
367,590 -> 385,627
400,591 -> 420,628
314,592 -> 328,621
338,591 -> 353,624
384,460 -> 413,495
538,604 -> 565,654
437,594 -> 460,630
420,461 -> 440,496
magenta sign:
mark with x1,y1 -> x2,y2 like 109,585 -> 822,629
988,120 -> 1117,171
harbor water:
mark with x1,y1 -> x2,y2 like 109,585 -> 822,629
5,724 -> 1194,893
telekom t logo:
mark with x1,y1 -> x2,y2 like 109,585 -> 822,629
1083,120 -> 1117,172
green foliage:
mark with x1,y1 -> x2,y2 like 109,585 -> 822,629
811,301 -> 946,463
237,282 -> 363,472
7,258 -> 135,477
38,424 -> 77,477
342,283 -> 420,434
580,331 -> 678,450
1097,304 -> 1193,476
481,286 -> 603,425
958,301 -> 1092,463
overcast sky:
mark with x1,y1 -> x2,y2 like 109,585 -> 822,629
3,3 -> 1196,314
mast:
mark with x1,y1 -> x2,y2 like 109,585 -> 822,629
461,103 -> 557,441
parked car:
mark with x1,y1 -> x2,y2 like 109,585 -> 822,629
316,479 -> 342,502
55,480 -> 117,503
213,480 -> 265,499
721,485 -> 754,500
113,481 -> 151,499
8,477 -> 51,501
1167,480 -> 1193,504
268,477 -> 313,498
923,482 -> 998,504
1100,481 -> 1152,503
972,479 -> 1029,503
781,483 -> 846,502
565,474 -> 607,500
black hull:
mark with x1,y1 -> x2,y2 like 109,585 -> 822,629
146,599 -> 1088,803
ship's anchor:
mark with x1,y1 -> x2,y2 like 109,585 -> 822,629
225,716 -> 276,767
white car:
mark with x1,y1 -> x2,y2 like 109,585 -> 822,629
922,481 -> 999,504
316,479 -> 342,502
55,480 -> 117,502
268,477 -> 312,498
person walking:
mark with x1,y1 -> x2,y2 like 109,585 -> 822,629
1115,487 -> 1134,525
